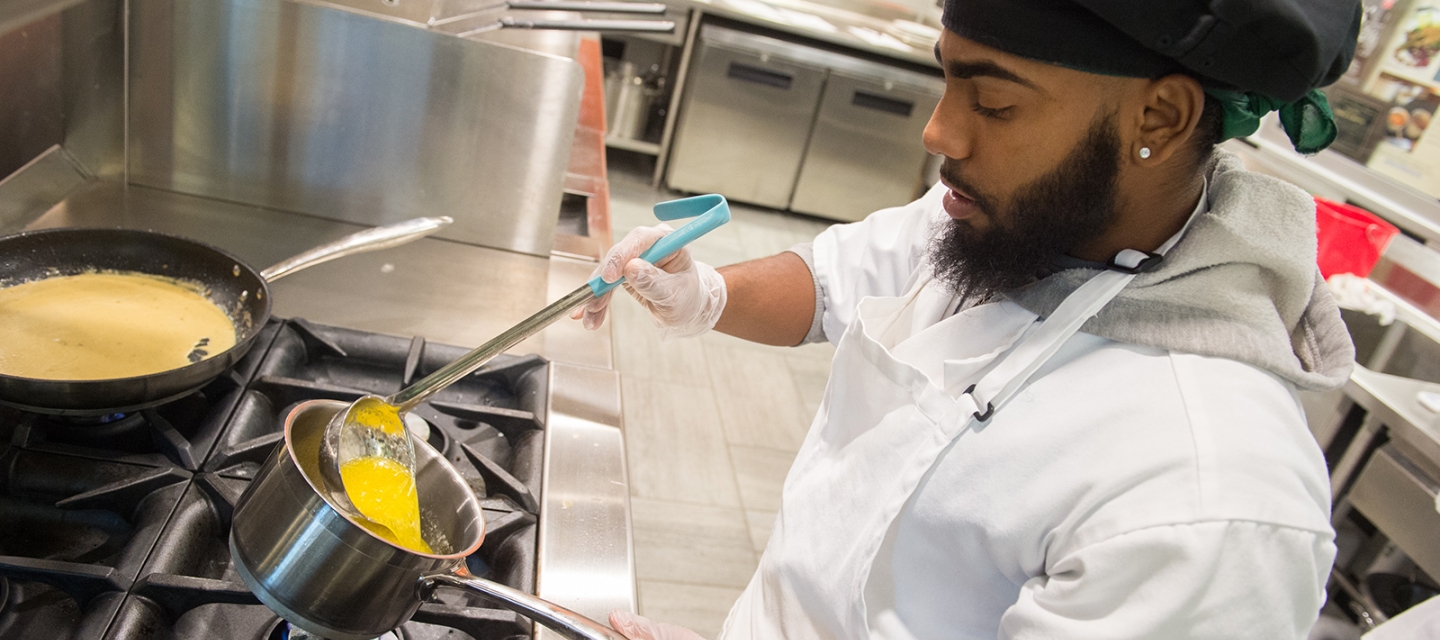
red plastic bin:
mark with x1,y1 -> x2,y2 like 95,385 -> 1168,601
1315,197 -> 1398,280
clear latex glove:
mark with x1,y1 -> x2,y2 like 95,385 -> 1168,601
571,224 -> 727,340
609,610 -> 707,640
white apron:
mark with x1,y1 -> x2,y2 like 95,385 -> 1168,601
718,240 -> 1181,639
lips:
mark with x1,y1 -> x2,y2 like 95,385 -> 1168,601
940,182 -> 979,221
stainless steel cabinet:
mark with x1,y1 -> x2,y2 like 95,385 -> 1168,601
790,70 -> 941,221
666,24 -> 942,218
666,26 -> 827,209
1347,445 -> 1440,582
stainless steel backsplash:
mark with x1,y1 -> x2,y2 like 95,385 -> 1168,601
128,0 -> 584,255
2,0 -> 584,256
0,15 -> 65,181
0,0 -> 124,231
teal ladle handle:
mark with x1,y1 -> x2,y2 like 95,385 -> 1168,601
587,194 -> 731,297
387,195 -> 731,413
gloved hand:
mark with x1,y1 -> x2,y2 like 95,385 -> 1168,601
572,224 -> 727,340
610,610 -> 707,640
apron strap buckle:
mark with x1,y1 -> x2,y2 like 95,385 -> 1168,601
962,385 -> 995,422
1106,249 -> 1164,275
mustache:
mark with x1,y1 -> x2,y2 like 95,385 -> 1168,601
938,160 -> 997,215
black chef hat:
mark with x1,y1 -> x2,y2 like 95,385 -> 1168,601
941,0 -> 1363,153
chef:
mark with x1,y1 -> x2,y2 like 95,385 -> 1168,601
578,0 -> 1362,637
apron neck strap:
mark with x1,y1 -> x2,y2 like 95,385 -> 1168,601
958,180 -> 1208,423
1102,181 -> 1208,275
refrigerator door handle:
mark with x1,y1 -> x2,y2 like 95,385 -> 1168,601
726,62 -> 794,90
851,90 -> 914,117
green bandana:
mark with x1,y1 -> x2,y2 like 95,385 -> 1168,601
1205,88 -> 1339,155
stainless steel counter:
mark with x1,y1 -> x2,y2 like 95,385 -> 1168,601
538,363 -> 632,640
1344,367 -> 1440,482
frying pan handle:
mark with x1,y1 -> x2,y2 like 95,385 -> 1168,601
506,1 -> 667,14
429,1 -> 665,29
259,217 -> 454,282
587,194 -> 730,296
421,572 -> 629,640
495,17 -> 676,32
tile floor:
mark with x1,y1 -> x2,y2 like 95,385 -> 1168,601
603,153 -> 837,637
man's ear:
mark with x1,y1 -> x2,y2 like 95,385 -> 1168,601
1128,74 -> 1205,165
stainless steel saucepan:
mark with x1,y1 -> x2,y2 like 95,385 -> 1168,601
229,399 -> 627,640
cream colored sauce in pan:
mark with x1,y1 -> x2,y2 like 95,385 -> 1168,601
0,272 -> 238,380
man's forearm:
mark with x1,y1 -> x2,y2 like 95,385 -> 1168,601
713,251 -> 817,347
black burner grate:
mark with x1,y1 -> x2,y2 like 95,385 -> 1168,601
0,450 -> 191,639
0,322 -> 281,470
0,319 -> 549,640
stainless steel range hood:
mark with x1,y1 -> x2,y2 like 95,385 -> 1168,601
2,0 -> 586,257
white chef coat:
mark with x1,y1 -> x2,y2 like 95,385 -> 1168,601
718,183 -> 1337,640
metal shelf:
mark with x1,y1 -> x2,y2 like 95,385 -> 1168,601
605,136 -> 661,155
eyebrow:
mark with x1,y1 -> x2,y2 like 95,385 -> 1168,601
933,44 -> 1040,91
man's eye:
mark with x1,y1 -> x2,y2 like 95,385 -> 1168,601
971,103 -> 1012,119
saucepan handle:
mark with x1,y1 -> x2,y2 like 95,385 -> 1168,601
421,573 -> 627,640
260,216 -> 454,282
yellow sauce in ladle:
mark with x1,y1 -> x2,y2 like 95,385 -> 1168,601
340,456 -> 432,553
337,400 -> 432,553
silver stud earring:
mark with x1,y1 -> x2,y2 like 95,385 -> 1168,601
1138,147 -> 1152,159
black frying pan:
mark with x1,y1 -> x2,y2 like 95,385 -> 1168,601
0,218 -> 450,416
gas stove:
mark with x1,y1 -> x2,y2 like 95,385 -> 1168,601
0,318 -> 623,640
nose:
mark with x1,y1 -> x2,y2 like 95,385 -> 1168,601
922,90 -> 970,161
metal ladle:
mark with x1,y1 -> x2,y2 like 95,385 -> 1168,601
318,194 -> 730,523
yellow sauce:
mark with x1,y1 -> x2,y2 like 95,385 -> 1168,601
352,400 -> 407,437
339,456 -> 432,553
0,272 -> 238,380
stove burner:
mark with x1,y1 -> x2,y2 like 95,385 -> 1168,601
4,385 -> 241,470
0,576 -> 9,618
50,412 -> 134,426
38,411 -> 146,437
267,620 -> 402,640
25,407 -> 200,467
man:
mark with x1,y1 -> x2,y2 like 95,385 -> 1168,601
580,0 -> 1360,637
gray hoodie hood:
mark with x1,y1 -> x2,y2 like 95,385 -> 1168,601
1005,149 -> 1355,391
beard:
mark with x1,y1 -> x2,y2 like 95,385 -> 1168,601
928,113 -> 1123,302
